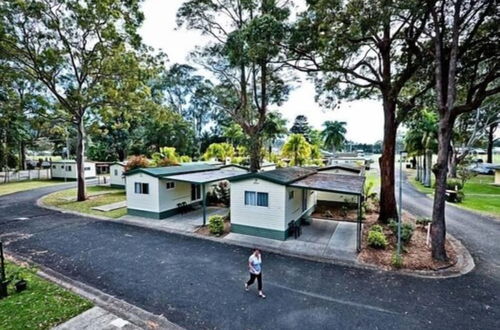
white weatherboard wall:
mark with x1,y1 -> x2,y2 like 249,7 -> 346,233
126,173 -> 160,212
230,178 -> 286,231
317,191 -> 357,203
50,162 -> 96,179
285,187 -> 316,224
110,164 -> 125,187
320,168 -> 359,175
158,179 -> 203,212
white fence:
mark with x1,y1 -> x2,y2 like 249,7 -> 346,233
0,169 -> 52,183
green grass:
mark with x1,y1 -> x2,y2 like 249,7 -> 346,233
407,169 -> 500,217
0,261 -> 92,330
0,180 -> 65,197
42,186 -> 126,218
365,170 -> 380,188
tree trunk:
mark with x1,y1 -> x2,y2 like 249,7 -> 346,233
448,153 -> 458,178
117,149 -> 126,162
378,101 -> 398,223
249,134 -> 262,173
431,117 -> 453,261
424,149 -> 432,187
75,117 -> 87,201
486,123 -> 496,163
421,153 -> 427,184
415,156 -> 420,181
19,141 -> 26,170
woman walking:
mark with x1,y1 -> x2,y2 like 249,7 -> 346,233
245,249 -> 266,298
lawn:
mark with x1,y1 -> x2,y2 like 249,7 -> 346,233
407,169 -> 500,217
0,261 -> 92,330
42,186 -> 127,218
364,170 -> 380,193
0,180 -> 65,197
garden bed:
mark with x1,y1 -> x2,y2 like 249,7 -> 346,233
195,219 -> 231,238
312,201 -> 359,222
358,212 -> 457,271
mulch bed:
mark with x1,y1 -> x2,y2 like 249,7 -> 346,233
195,220 -> 231,238
312,202 -> 359,222
358,212 -> 457,271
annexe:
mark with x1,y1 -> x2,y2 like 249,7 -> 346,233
50,160 -> 96,180
228,167 -> 365,249
125,163 -> 248,220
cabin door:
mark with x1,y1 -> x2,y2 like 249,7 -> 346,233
191,184 -> 201,201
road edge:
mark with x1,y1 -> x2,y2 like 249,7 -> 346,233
6,252 -> 183,330
37,195 -> 474,279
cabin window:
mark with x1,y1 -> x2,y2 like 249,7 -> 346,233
66,166 -> 72,171
61,165 -> 64,169
84,167 -> 91,171
114,169 -> 118,176
166,181 -> 175,190
52,165 -> 56,169
134,182 -> 149,194
288,190 -> 294,200
245,191 -> 268,207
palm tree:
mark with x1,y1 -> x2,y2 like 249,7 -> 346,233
222,123 -> 244,147
281,134 -> 311,166
321,121 -> 347,153
262,111 -> 288,155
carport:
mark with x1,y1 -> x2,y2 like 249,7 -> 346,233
165,169 -> 248,226
288,173 -> 365,251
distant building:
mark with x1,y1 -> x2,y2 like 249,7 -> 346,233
50,160 -> 96,180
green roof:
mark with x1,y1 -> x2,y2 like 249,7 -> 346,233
229,167 -> 316,185
125,163 -> 218,178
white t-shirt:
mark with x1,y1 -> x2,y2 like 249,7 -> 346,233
249,254 -> 262,274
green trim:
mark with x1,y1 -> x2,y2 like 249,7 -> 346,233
231,224 -> 287,240
127,208 -> 179,219
110,184 -> 125,189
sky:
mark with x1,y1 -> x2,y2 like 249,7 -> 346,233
138,0 -> 385,144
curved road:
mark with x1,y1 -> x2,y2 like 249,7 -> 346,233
0,182 -> 498,329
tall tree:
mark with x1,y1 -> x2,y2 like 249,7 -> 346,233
289,115 -> 312,141
321,120 -> 347,153
428,0 -> 499,260
177,0 -> 292,172
262,111 -> 288,155
288,0 -> 432,222
1,0 -> 145,201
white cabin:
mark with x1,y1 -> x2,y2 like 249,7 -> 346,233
110,162 -> 126,188
50,160 -> 96,180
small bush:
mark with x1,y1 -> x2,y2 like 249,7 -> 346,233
125,155 -> 149,171
416,217 -> 432,226
367,230 -> 388,249
208,215 -> 225,236
371,224 -> 383,233
456,190 -> 465,203
388,219 -> 414,244
446,179 -> 463,191
391,253 -> 403,269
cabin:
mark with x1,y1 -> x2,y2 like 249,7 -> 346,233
316,165 -> 365,204
110,162 -> 127,188
492,165 -> 500,185
50,160 -> 96,180
124,163 -> 248,220
328,156 -> 371,170
228,167 -> 365,241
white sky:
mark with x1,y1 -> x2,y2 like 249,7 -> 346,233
138,0 -> 385,144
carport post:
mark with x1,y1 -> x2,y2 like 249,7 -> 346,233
357,195 -> 362,252
202,184 -> 207,226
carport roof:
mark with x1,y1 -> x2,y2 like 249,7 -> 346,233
165,169 -> 249,184
289,173 -> 365,196
125,163 -> 218,178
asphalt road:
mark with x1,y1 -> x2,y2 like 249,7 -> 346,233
0,183 -> 498,330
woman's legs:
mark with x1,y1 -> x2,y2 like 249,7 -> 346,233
247,273 -> 257,287
256,273 -> 262,291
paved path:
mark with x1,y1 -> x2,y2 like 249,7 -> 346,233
0,184 -> 499,329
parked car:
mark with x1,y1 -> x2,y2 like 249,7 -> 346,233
469,163 -> 495,175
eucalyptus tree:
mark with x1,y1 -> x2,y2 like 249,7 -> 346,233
427,0 -> 499,260
177,0 -> 292,172
1,0 -> 147,201
262,111 -> 288,155
321,120 -> 347,153
288,0 -> 433,222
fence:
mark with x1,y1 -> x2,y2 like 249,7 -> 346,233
0,169 -> 52,183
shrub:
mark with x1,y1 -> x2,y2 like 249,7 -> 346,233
416,217 -> 432,226
371,224 -> 384,233
208,215 -> 225,236
456,190 -> 465,203
391,253 -> 403,269
446,179 -> 463,191
388,219 -> 414,244
213,181 -> 230,205
367,230 -> 388,249
125,155 -> 149,171
155,158 -> 180,167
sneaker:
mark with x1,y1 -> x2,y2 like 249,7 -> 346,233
245,283 -> 249,291
259,292 -> 266,299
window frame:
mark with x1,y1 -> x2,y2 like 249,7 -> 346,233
165,181 -> 176,190
134,182 -> 149,194
244,191 -> 269,207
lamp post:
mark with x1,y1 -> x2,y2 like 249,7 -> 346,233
398,150 -> 408,256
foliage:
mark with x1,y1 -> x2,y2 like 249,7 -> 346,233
208,215 -> 225,236
222,123 -> 245,147
125,156 -> 150,172
371,225 -> 384,233
213,181 -> 230,205
416,217 -> 432,226
321,121 -> 347,153
391,253 -> 404,269
456,158 -> 477,188
0,261 -> 92,329
388,220 -> 414,244
446,179 -> 464,191
151,147 -> 181,167
179,155 -> 192,163
290,115 -> 312,141
281,134 -> 311,166
203,143 -> 235,161
367,230 -> 388,249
